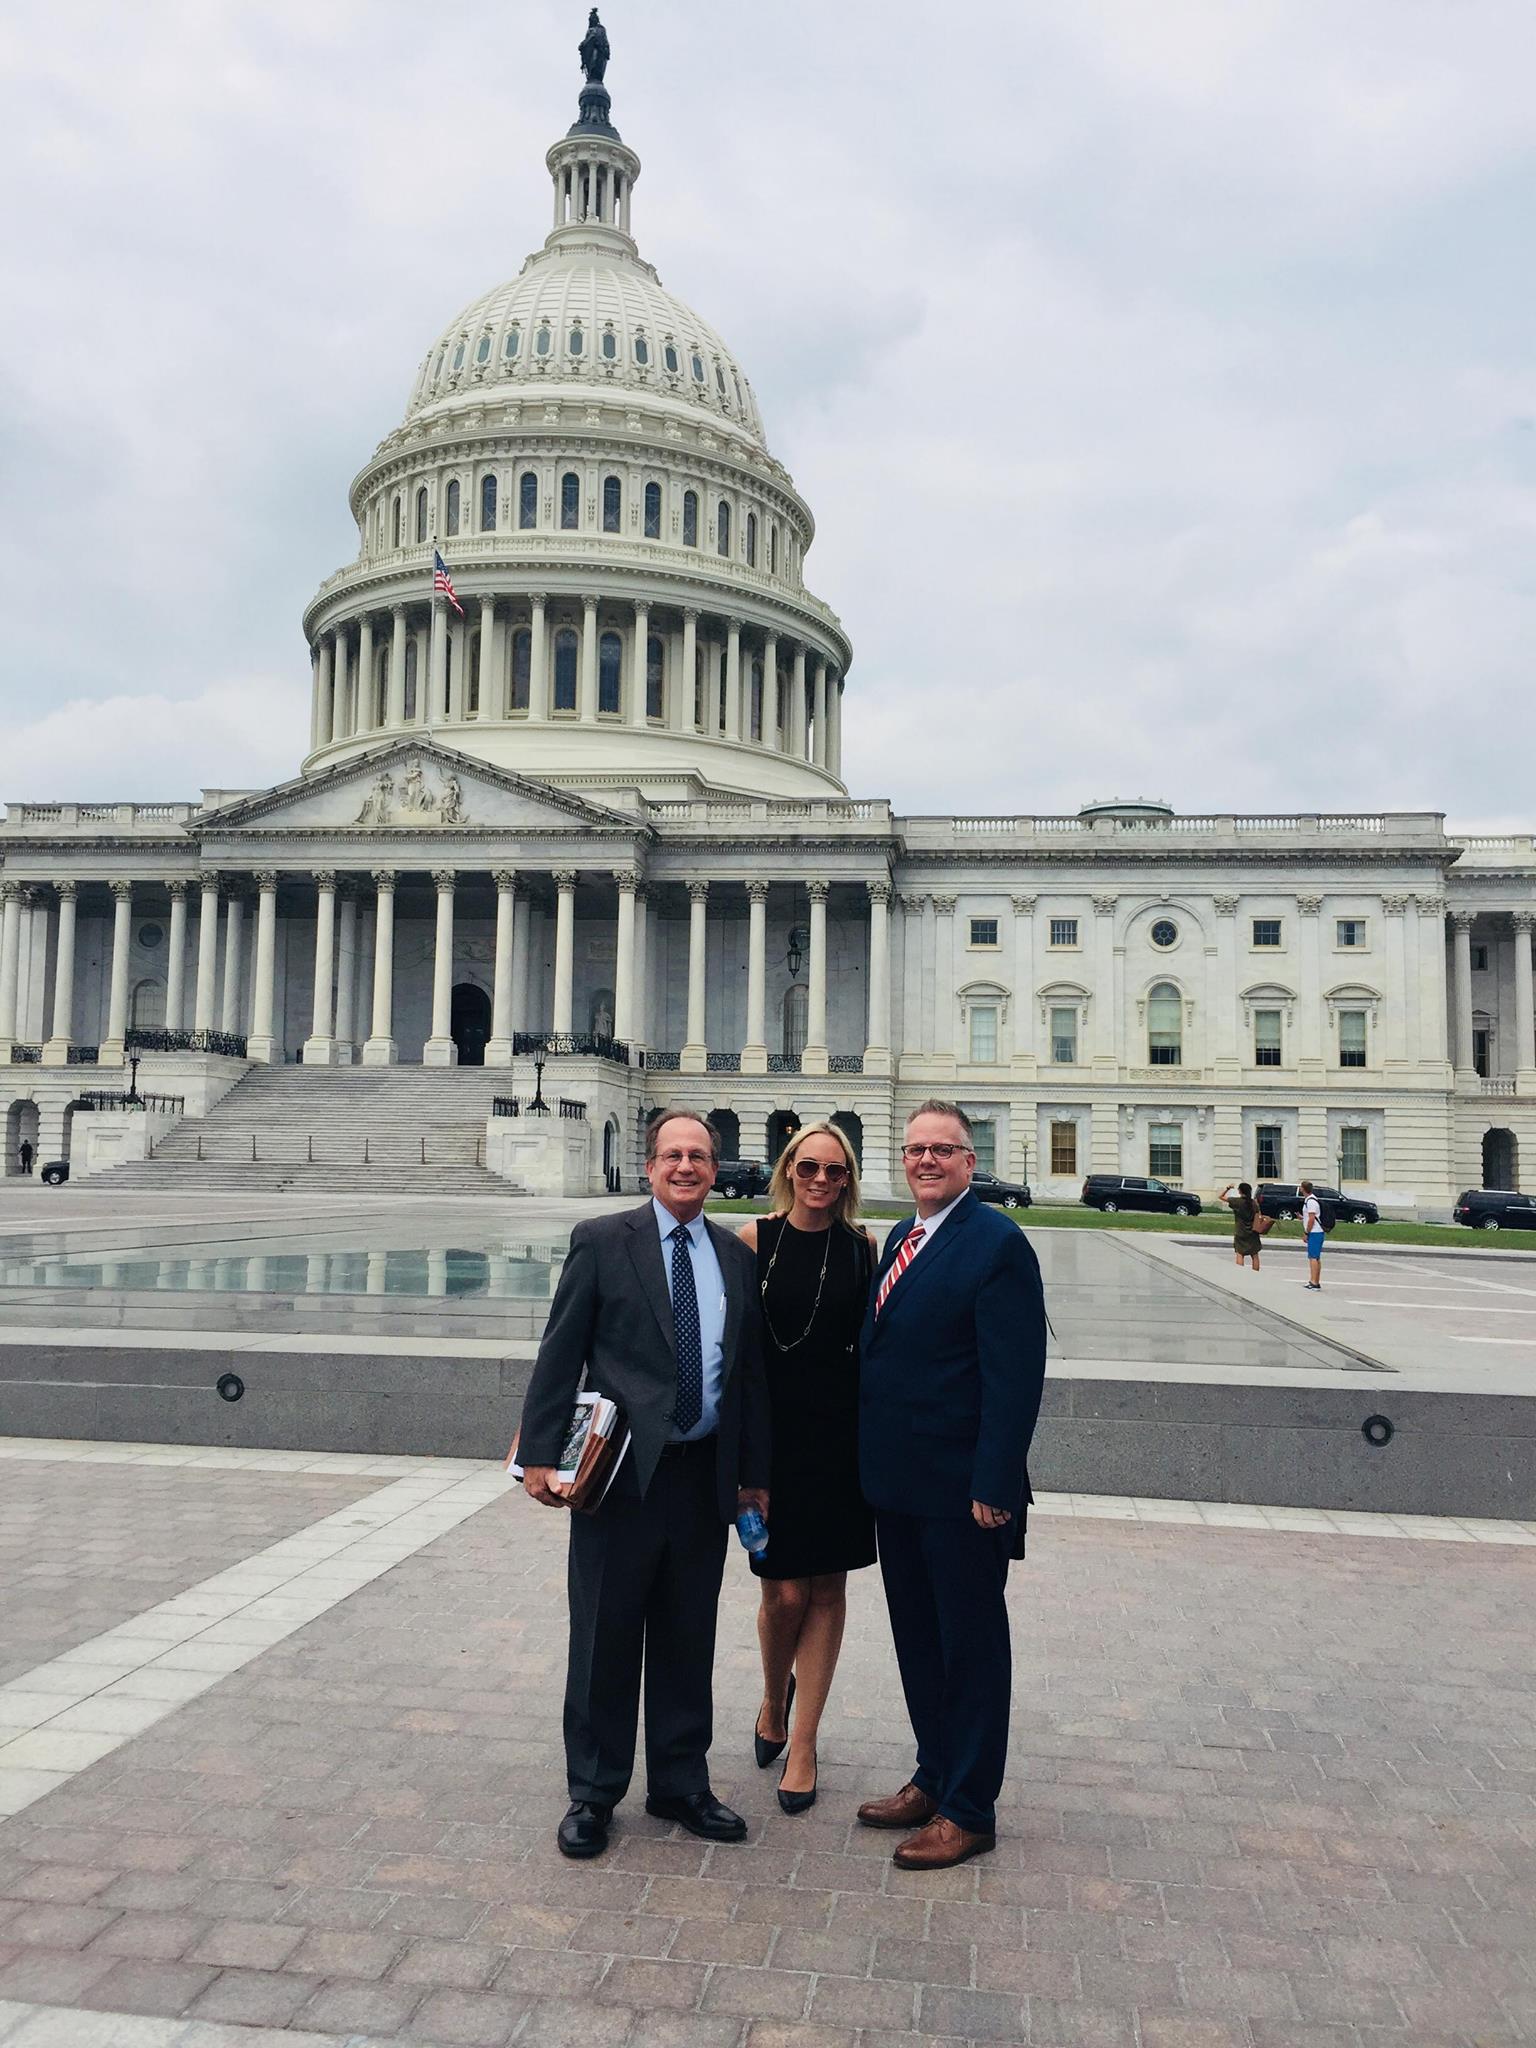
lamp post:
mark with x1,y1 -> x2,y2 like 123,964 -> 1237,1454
531,1052 -> 548,1112
127,1053 -> 141,1105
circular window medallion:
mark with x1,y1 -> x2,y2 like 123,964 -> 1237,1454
1151,918 -> 1178,948
138,922 -> 164,949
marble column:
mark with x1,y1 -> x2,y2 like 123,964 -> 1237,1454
42,882 -> 79,1062
357,616 -> 375,731
677,609 -> 698,733
163,880 -> 188,1033
387,605 -> 407,726
1297,895 -> 1324,1077
681,879 -> 709,1073
194,870 -> 220,1031
629,603 -> 650,728
478,596 -> 499,718
803,879 -> 829,1075
1211,894 -> 1239,1077
334,888 -> 358,1062
423,869 -> 458,1065
487,869 -> 517,1065
762,633 -> 779,749
0,883 -> 22,1049
220,891 -> 246,1035
330,627 -> 349,741
614,869 -> 639,1044
724,619 -> 743,741
790,646 -> 808,761
1451,911 -> 1476,1078
1010,894 -> 1037,1073
1382,895 -> 1410,1067
811,659 -> 828,767
314,637 -> 333,750
827,670 -> 843,778
743,880 -> 768,1073
528,593 -> 550,720
1514,910 -> 1536,1089
899,892 -> 926,1063
447,614 -> 466,721
632,884 -> 651,1049
929,895 -> 956,1068
363,870 -> 397,1064
100,880 -> 134,1061
552,870 -> 577,1033
428,598 -> 448,723
865,878 -> 891,1076
248,871 -> 280,1064
510,886 -> 532,1034
303,870 -> 337,1064
579,595 -> 599,723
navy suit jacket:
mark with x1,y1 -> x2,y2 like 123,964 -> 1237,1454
858,1192 -> 1047,1532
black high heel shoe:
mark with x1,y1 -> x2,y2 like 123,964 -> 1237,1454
777,1751 -> 818,1816
753,1673 -> 795,1769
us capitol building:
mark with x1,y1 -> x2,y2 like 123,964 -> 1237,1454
3,19 -> 1533,1209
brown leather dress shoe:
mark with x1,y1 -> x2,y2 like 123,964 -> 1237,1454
856,1781 -> 939,1830
892,1815 -> 996,1870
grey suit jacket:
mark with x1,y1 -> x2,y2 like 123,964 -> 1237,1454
517,1202 -> 770,1523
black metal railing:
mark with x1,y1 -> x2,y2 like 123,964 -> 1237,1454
67,1045 -> 100,1065
492,1095 -> 587,1122
829,1053 -> 865,1074
706,1051 -> 742,1073
512,1031 -> 631,1065
558,1098 -> 587,1120
646,1051 -> 681,1071
9,1044 -> 41,1064
768,1052 -> 802,1073
73,1090 -> 186,1114
125,1027 -> 249,1058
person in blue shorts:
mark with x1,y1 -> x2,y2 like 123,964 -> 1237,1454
1299,1180 -> 1324,1289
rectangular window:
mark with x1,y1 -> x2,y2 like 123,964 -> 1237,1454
1255,1125 -> 1282,1179
968,917 -> 999,948
1253,1009 -> 1282,1066
1050,1122 -> 1077,1175
1049,917 -> 1078,948
1050,1007 -> 1077,1064
1338,1010 -> 1367,1067
1148,1123 -> 1183,1180
968,1005 -> 999,1064
1473,1027 -> 1490,1078
970,1119 -> 997,1174
1252,918 -> 1282,948
1471,944 -> 1489,972
1340,1127 -> 1368,1181
1336,919 -> 1366,949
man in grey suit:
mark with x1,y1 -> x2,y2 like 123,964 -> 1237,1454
519,1108 -> 771,1859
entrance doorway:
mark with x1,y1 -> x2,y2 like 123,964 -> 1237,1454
710,1108 -> 740,1161
1482,1127 -> 1519,1191
602,1116 -> 621,1193
5,1099 -> 40,1176
450,983 -> 491,1065
831,1109 -> 864,1168
766,1108 -> 801,1165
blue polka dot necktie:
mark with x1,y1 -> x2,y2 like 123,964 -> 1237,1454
670,1222 -> 704,1435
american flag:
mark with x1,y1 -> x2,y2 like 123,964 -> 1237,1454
432,548 -> 464,617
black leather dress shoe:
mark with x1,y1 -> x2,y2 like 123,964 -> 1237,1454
644,1789 -> 748,1841
557,1800 -> 612,1858
754,1673 -> 796,1769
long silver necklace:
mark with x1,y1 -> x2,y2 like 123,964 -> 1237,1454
760,1217 -> 833,1353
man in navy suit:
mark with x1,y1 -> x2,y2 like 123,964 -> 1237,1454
857,1099 -> 1047,1869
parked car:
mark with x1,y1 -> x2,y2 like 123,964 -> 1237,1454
1080,1174 -> 1202,1218
1256,1182 -> 1379,1227
713,1158 -> 771,1200
1454,1189 -> 1536,1232
39,1160 -> 69,1186
969,1170 -> 1032,1210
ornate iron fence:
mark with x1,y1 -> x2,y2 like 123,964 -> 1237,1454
646,1051 -> 681,1071
125,1028 -> 248,1058
706,1051 -> 742,1072
73,1090 -> 186,1114
67,1045 -> 100,1064
8,1044 -> 41,1064
829,1054 -> 865,1074
512,1031 -> 631,1065
767,1052 -> 802,1073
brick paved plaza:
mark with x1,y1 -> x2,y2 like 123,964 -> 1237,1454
0,1442 -> 1533,2047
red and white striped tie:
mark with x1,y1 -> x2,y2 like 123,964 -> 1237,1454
874,1223 -> 926,1317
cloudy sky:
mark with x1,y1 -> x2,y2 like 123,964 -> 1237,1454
3,0 -> 1533,825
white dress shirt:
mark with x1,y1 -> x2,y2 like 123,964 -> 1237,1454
902,1187 -> 971,1262
652,1199 -> 727,1440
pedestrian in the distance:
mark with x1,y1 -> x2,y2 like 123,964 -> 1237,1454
18,1139 -> 34,1175
1220,1182 -> 1263,1271
1300,1179 -> 1324,1289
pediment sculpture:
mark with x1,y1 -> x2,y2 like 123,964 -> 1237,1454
354,759 -> 470,827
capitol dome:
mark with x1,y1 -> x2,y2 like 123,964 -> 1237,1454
299,24 -> 850,800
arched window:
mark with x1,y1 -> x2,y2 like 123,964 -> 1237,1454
519,471 -> 538,529
553,628 -> 579,711
568,325 -> 583,356
634,334 -> 649,366
414,487 -> 429,544
445,479 -> 460,537
375,646 -> 388,726
475,334 -> 490,364
745,512 -> 757,567
391,495 -> 402,548
467,632 -> 481,716
646,634 -> 664,720
451,340 -> 465,371
130,978 -> 165,1031
1148,982 -> 1183,1066
480,474 -> 497,531
535,324 -> 551,357
511,628 -> 531,711
694,641 -> 706,727
598,630 -> 622,715
601,329 -> 617,360
682,490 -> 698,548
717,501 -> 731,557
768,524 -> 777,575
644,480 -> 661,538
691,352 -> 705,383
560,472 -> 580,530
602,475 -> 622,533
663,342 -> 680,374
403,638 -> 419,721
750,657 -> 763,740
505,326 -> 520,359
782,984 -> 808,1058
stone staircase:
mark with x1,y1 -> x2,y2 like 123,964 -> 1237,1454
93,1065 -> 525,1198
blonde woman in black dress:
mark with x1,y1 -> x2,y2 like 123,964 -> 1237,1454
738,1121 -> 878,1814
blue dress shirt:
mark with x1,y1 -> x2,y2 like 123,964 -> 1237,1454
653,1198 -> 726,1440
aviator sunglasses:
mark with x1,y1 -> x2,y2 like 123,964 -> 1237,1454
792,1157 -> 849,1183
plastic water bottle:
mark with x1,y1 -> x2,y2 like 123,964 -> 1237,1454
735,1507 -> 769,1557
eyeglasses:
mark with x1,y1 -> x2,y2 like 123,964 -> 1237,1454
793,1158 -> 849,1183
655,1150 -> 714,1168
900,1142 -> 970,1162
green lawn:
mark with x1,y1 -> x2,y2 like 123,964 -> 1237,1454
704,1195 -> 1536,1251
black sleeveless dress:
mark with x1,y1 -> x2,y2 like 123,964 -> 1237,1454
751,1216 -> 877,1581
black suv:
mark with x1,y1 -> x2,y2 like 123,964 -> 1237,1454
713,1158 -> 771,1200
969,1170 -> 1032,1211
1081,1174 -> 1202,1218
1257,1183 -> 1380,1227
1454,1189 -> 1536,1232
